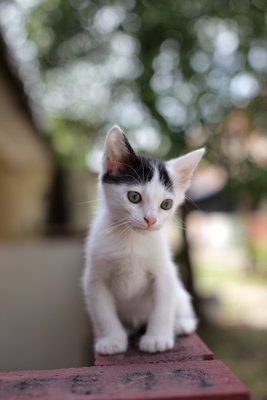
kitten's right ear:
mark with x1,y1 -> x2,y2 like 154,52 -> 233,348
167,148 -> 205,192
102,125 -> 136,172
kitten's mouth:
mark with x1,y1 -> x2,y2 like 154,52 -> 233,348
134,224 -> 159,232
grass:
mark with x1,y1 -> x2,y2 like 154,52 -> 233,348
195,258 -> 267,317
193,249 -> 267,400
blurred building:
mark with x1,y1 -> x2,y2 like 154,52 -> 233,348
0,28 -> 54,239
0,28 -> 92,372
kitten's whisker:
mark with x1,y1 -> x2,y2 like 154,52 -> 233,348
91,223 -> 132,245
116,161 -> 142,185
119,174 -> 141,186
76,199 -> 98,205
101,219 -> 129,233
108,216 -> 129,227
129,215 -> 144,227
96,217 -> 129,235
94,224 -> 131,243
116,224 -> 133,239
175,216 -> 187,232
111,222 -> 130,239
184,195 -> 200,210
98,219 -> 130,237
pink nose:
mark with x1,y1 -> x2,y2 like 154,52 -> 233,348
144,216 -> 157,227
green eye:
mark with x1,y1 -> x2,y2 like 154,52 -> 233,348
127,191 -> 142,204
160,199 -> 173,210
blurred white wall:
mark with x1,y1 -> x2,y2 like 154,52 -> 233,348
0,238 -> 92,372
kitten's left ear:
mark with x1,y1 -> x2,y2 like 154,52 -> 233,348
167,148 -> 205,191
102,125 -> 136,173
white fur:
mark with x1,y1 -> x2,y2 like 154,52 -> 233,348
82,126 -> 204,354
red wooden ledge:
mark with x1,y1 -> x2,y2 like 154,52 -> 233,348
0,334 -> 250,400
95,333 -> 214,366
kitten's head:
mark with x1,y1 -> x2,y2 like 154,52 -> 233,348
100,126 -> 204,232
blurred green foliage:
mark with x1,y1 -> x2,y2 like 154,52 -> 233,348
199,324 -> 267,400
10,0 -> 267,203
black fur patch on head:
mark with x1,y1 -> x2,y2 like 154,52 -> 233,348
102,154 -> 153,185
156,159 -> 173,191
102,152 -> 173,191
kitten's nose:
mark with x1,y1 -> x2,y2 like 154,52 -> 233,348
144,216 -> 157,227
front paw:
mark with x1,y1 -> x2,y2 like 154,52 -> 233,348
95,334 -> 128,355
139,334 -> 174,353
175,316 -> 198,335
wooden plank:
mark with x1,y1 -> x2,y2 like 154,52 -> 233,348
95,334 -> 214,366
0,360 -> 249,400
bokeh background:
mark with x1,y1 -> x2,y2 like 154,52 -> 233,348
0,1 -> 267,399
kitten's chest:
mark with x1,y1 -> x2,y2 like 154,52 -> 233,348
101,231 -> 162,299
109,263 -> 152,301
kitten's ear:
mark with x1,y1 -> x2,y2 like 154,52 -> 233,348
167,148 -> 205,191
102,125 -> 136,172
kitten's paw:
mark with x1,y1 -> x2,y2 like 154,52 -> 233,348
139,334 -> 174,353
175,316 -> 198,335
95,335 -> 128,355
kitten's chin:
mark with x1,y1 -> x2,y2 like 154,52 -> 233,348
134,225 -> 161,233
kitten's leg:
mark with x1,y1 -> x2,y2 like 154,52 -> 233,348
85,280 -> 128,355
139,275 -> 176,353
174,282 -> 198,335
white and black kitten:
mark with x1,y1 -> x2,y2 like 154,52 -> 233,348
82,125 -> 204,355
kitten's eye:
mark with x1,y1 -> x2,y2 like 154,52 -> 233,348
160,199 -> 173,210
127,191 -> 142,204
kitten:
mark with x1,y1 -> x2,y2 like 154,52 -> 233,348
82,125 -> 204,355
